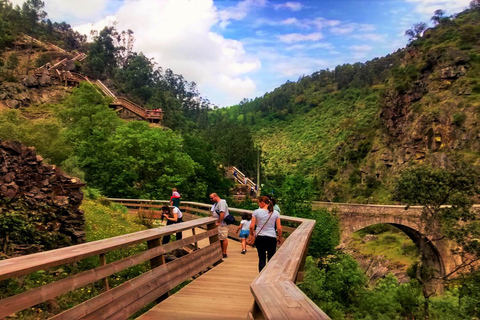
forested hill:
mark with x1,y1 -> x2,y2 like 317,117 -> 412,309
0,0 -> 235,202
212,5 -> 480,203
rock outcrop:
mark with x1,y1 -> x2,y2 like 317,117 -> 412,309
378,46 -> 474,170
0,81 -> 31,108
0,140 -> 85,257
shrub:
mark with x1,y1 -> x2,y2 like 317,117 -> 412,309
35,53 -> 51,67
452,112 -> 467,126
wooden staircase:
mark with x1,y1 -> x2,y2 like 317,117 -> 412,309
24,35 -> 163,125
96,80 -> 163,123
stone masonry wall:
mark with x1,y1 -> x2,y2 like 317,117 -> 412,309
0,140 -> 85,257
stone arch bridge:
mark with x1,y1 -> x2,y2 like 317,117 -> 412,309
312,202 -> 477,278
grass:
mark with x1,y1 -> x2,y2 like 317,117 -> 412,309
0,198 -> 149,319
350,225 -> 419,272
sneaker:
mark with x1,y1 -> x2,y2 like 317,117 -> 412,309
222,253 -> 228,258
241,250 -> 246,254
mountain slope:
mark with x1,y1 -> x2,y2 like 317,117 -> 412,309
218,6 -> 480,203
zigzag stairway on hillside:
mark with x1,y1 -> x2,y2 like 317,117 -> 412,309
28,36 -> 163,125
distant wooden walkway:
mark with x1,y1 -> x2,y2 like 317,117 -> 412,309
138,239 -> 258,319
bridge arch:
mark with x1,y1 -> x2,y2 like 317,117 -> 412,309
345,222 -> 446,279
312,202 -> 458,277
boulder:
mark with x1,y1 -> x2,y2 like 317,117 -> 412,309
38,72 -> 52,86
5,99 -> 20,109
22,75 -> 38,87
65,60 -> 76,71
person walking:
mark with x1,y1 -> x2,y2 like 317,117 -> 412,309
161,205 -> 183,244
236,212 -> 252,254
248,196 -> 282,272
210,193 -> 230,258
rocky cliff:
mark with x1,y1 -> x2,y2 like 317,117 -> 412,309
0,140 -> 85,257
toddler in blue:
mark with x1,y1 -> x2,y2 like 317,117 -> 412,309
236,212 -> 252,254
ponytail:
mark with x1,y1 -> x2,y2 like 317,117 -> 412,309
259,196 -> 274,214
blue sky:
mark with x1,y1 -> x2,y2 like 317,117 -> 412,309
11,0 -> 472,107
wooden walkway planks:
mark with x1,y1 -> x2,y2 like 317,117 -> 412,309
137,240 -> 258,320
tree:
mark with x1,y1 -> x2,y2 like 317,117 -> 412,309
84,26 -> 118,78
6,52 -> 18,77
431,9 -> 448,25
21,0 -> 46,75
394,158 -> 480,308
405,22 -> 428,42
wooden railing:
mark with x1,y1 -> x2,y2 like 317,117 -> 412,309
248,216 -> 329,319
96,80 -> 116,98
109,199 -> 328,319
24,35 -> 68,54
0,216 -> 221,319
114,97 -> 148,119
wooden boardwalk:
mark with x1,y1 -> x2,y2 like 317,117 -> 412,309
138,238 -> 258,320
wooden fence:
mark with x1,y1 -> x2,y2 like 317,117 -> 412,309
0,216 -> 221,319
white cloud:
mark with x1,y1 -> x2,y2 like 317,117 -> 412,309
349,44 -> 373,60
352,33 -> 385,41
349,45 -> 373,52
359,24 -> 376,32
74,0 -> 260,107
405,0 -> 471,15
330,23 -> 377,36
10,0 -> 109,24
273,2 -> 305,11
310,43 -> 335,49
218,0 -> 267,28
330,23 -> 356,34
278,32 -> 323,43
74,16 -> 117,41
281,17 -> 309,28
311,17 -> 342,29
285,42 -> 334,51
274,56 -> 330,76
255,16 -> 341,30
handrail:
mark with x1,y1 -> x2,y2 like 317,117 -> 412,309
114,97 -> 147,118
249,217 -> 329,319
0,217 -> 214,281
0,216 -> 220,319
95,80 -> 116,98
228,166 -> 256,188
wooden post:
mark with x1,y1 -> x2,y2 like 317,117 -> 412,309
147,238 -> 165,269
295,233 -> 312,283
192,228 -> 198,250
206,222 -> 219,245
248,301 -> 264,320
206,222 -> 222,267
99,253 -> 109,291
147,238 -> 167,303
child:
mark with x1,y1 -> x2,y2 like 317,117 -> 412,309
236,212 -> 252,254
170,188 -> 181,207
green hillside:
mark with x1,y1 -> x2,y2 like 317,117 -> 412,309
214,6 -> 480,203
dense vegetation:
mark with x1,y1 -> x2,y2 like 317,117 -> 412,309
211,2 -> 480,204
